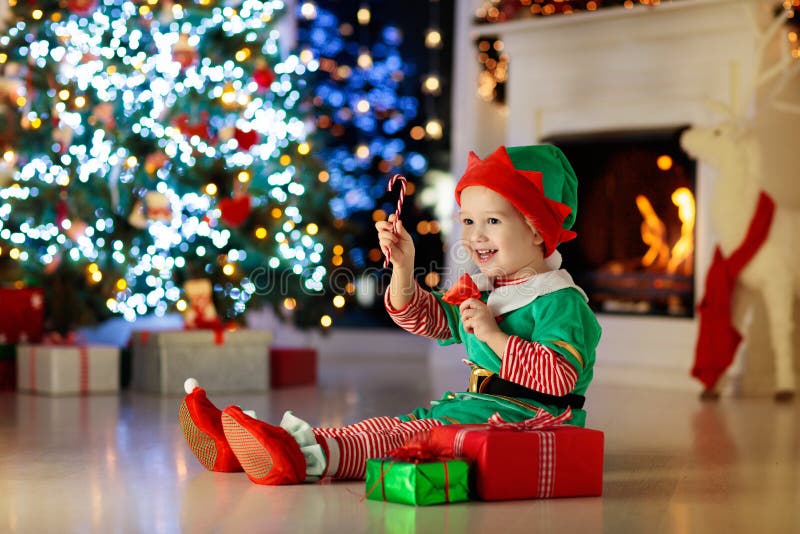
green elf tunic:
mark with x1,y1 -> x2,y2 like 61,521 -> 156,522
396,270 -> 601,428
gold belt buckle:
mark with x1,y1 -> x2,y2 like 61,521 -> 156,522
468,366 -> 495,393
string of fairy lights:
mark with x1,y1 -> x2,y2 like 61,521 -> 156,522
298,1 -> 446,143
295,0 -> 447,288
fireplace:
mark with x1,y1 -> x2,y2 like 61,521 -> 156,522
445,0 -> 767,390
548,128 -> 697,318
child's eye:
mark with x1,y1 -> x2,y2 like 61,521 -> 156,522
488,218 -> 500,224
462,218 -> 473,225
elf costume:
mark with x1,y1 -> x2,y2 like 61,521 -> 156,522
178,145 -> 601,484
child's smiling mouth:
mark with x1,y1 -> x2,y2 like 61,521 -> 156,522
475,249 -> 497,263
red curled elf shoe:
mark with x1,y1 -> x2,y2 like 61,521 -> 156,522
221,406 -> 307,485
178,378 -> 243,472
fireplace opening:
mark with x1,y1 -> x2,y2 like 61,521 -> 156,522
546,127 -> 696,318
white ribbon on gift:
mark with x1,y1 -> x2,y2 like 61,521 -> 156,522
453,407 -> 573,498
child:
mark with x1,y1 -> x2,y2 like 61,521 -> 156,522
178,145 -> 601,485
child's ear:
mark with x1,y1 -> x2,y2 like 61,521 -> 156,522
526,220 -> 545,246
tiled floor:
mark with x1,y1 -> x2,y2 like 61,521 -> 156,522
1,353 -> 798,533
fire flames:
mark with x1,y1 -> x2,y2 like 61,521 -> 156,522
635,187 -> 695,275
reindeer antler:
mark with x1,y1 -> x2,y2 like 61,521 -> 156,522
745,4 -> 800,115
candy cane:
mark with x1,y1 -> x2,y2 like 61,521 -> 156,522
383,174 -> 408,269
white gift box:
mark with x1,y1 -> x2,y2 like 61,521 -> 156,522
16,344 -> 120,395
131,329 -> 271,395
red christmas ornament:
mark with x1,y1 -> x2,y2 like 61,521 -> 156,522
173,112 -> 214,142
234,128 -> 259,151
253,66 -> 275,91
173,34 -> 199,69
218,195 -> 252,228
67,0 -> 98,16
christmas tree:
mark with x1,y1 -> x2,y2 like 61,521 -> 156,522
296,2 -> 445,323
0,0 -> 343,331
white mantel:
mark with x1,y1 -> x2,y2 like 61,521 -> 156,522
444,0 -> 769,391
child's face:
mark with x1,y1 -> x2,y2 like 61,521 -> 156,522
459,186 -> 547,280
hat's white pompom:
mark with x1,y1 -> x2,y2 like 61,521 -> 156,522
184,378 -> 200,394
242,409 -> 257,419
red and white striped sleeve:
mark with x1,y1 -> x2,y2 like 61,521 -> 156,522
499,336 -> 578,396
384,283 -> 451,341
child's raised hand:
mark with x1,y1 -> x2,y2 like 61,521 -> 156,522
375,213 -> 415,271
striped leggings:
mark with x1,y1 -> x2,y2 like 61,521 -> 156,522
312,416 -> 443,480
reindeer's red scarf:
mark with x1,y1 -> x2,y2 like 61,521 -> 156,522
692,191 -> 775,390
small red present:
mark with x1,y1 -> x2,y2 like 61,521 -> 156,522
429,408 -> 604,500
0,288 -> 44,344
269,347 -> 317,388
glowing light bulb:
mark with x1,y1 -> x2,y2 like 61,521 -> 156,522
423,75 -> 441,94
357,49 -> 373,69
235,48 -> 251,62
425,29 -> 442,49
300,2 -> 317,19
357,7 -> 371,25
657,155 -> 673,171
320,315 -> 332,327
333,295 -> 345,308
355,144 -> 370,159
425,119 -> 443,139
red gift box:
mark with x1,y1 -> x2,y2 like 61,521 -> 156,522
429,410 -> 604,500
0,288 -> 44,344
269,347 -> 317,388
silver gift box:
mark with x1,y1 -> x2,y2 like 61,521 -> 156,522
131,329 -> 271,395
17,344 -> 120,395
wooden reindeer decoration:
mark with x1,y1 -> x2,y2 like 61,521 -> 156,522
680,8 -> 800,401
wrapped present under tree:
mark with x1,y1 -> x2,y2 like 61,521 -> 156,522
269,347 -> 317,388
0,288 -> 44,344
131,329 -> 271,395
429,408 -> 604,501
17,343 -> 120,395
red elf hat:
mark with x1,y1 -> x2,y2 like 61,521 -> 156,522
455,145 -> 578,258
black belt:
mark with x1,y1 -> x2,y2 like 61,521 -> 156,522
474,373 -> 586,410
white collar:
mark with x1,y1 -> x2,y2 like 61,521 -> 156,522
471,270 -> 588,317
